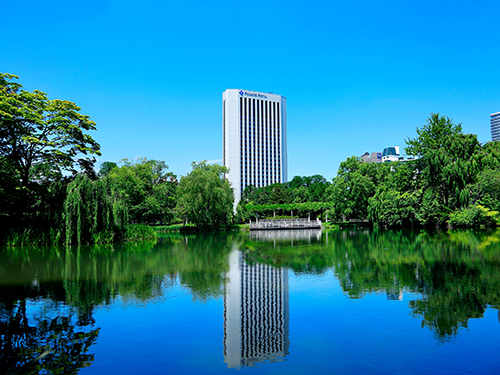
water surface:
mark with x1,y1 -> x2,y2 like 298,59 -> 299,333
1,229 -> 500,374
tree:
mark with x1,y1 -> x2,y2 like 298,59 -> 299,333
287,175 -> 330,203
176,161 -> 234,229
368,187 -> 420,227
98,161 -> 118,177
64,174 -> 128,245
405,113 -> 481,217
0,73 -> 101,223
107,158 -> 177,224
473,169 -> 500,211
327,157 -> 388,220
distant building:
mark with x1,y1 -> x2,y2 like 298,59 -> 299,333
223,89 -> 288,207
361,146 -> 415,164
381,146 -> 402,163
361,152 -> 382,163
491,112 -> 500,142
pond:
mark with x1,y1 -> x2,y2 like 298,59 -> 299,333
1,228 -> 500,374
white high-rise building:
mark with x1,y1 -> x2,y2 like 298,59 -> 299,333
491,112 -> 500,142
222,89 -> 288,206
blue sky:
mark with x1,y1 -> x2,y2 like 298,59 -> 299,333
2,0 -> 499,180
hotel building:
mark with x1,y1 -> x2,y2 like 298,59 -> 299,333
491,112 -> 500,142
222,89 -> 288,206
223,249 -> 289,369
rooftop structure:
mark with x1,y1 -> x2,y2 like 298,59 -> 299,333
381,146 -> 402,163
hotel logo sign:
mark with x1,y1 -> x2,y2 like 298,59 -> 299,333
239,90 -> 267,99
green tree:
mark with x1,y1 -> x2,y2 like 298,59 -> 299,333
98,161 -> 118,177
107,158 -> 177,224
368,187 -> 420,227
0,73 -> 101,225
368,161 -> 421,227
405,113 -> 481,224
287,175 -> 330,203
64,174 -> 128,245
469,168 -> 500,211
176,161 -> 234,229
327,157 -> 388,220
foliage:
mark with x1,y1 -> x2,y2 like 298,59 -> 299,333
368,188 -> 420,227
123,224 -> 158,242
176,161 -> 234,229
287,175 -> 330,203
240,182 -> 292,205
333,113 -> 500,228
239,201 -> 332,222
107,158 -> 177,225
327,157 -> 389,220
5,228 -> 63,247
154,224 -> 189,233
0,73 -> 101,226
239,175 -> 330,209
98,161 -> 118,177
469,168 -> 500,211
64,174 -> 128,245
405,113 -> 482,217
448,205 -> 500,228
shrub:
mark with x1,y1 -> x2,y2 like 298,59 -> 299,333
124,224 -> 158,242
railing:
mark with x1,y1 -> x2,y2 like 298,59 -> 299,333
249,218 -> 322,231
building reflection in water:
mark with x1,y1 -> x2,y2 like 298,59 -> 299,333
249,228 -> 322,242
224,248 -> 289,369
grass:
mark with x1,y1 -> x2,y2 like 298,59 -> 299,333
124,224 -> 158,242
322,222 -> 340,229
232,223 -> 249,231
153,223 -> 197,233
3,224 -> 160,248
4,228 -> 65,247
92,230 -> 115,244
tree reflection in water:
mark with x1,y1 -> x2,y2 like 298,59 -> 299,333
240,228 -> 500,341
0,298 -> 99,375
2,229 -> 500,372
0,234 -> 235,373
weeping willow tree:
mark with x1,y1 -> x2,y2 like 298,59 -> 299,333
64,175 -> 128,245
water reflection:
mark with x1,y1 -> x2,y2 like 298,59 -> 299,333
224,248 -> 289,369
2,229 -> 500,372
0,282 -> 99,374
249,229 -> 322,242
240,229 -> 500,340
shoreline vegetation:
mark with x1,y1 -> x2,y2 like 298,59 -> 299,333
2,73 -> 500,248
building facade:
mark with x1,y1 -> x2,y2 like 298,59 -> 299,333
361,151 -> 382,163
381,146 -> 401,163
491,112 -> 500,142
222,89 -> 288,206
361,146 -> 417,163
